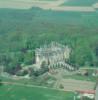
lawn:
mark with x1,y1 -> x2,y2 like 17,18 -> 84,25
63,68 -> 97,82
0,84 -> 75,100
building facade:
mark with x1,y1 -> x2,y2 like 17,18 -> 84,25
35,42 -> 73,70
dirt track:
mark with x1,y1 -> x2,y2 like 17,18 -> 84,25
0,0 -> 97,12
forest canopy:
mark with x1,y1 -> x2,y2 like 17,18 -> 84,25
0,7 -> 98,73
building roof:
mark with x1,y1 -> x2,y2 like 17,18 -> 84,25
77,90 -> 95,94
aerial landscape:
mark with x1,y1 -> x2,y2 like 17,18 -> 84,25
0,0 -> 98,100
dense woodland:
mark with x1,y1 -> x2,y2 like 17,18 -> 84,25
0,7 -> 98,74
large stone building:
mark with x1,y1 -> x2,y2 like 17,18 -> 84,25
35,42 -> 74,70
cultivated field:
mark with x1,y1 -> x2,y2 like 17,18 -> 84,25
0,0 -> 98,12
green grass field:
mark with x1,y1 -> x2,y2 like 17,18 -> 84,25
63,69 -> 97,82
0,84 -> 75,100
63,74 -> 97,82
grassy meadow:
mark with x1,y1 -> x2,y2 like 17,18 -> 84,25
0,84 -> 75,100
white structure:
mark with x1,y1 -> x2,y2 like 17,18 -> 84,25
35,42 -> 74,70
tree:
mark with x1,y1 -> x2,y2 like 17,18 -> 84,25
24,51 -> 35,65
0,79 -> 3,86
